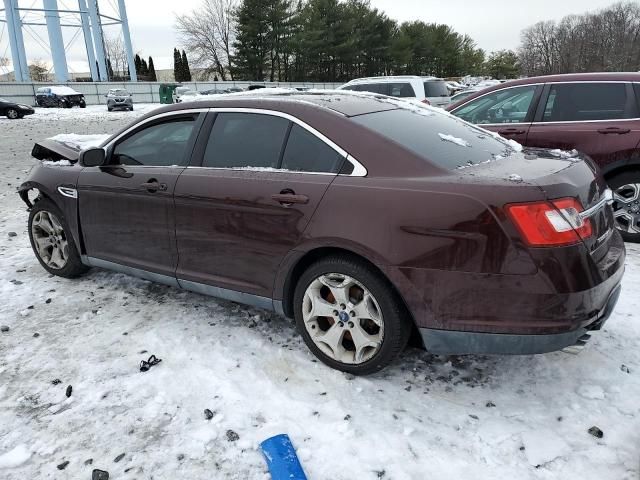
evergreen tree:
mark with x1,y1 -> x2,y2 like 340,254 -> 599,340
173,48 -> 183,82
134,54 -> 142,76
107,58 -> 114,80
181,50 -> 192,81
233,0 -> 272,80
148,56 -> 157,81
140,58 -> 149,76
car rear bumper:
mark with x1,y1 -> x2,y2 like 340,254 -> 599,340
419,282 -> 622,354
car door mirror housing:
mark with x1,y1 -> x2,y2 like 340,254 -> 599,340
79,147 -> 107,167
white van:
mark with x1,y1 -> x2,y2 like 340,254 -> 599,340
338,76 -> 452,107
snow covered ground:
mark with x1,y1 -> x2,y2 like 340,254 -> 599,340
0,111 -> 639,480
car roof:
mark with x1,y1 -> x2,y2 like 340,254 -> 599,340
147,90 -> 399,118
446,72 -> 640,110
344,76 -> 443,84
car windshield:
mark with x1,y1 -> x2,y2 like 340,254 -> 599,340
351,106 -> 518,170
110,90 -> 128,95
424,81 -> 450,97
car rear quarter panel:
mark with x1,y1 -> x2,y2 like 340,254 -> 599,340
293,175 -> 555,330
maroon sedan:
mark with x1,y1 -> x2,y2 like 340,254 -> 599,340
447,72 -> 640,242
19,92 -> 624,375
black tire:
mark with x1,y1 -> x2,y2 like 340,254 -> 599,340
6,108 -> 18,119
129,106 -> 134,111
608,170 -> 640,243
80,104 -> 86,108
107,106 -> 113,112
28,198 -> 89,278
293,255 -> 411,375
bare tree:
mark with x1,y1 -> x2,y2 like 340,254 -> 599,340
29,59 -> 50,82
519,1 -> 640,76
175,0 -> 237,80
104,35 -> 130,79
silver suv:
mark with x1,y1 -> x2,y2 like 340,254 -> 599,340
105,89 -> 133,112
338,76 -> 452,107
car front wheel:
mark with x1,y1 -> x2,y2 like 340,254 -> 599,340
610,171 -> 640,243
28,199 -> 89,278
6,108 -> 19,119
294,256 -> 411,375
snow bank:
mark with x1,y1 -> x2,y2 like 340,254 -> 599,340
521,429 -> 571,467
0,445 -> 31,469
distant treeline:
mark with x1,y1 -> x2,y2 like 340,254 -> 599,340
176,0 -> 519,82
175,0 -> 640,83
519,1 -> 640,75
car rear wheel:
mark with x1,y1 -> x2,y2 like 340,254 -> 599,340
28,199 -> 89,278
6,108 -> 18,119
294,256 -> 411,375
609,171 -> 640,243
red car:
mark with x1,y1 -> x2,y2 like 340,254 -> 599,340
20,92 -> 624,375
447,73 -> 640,242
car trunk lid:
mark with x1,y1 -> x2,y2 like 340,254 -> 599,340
462,148 -> 616,257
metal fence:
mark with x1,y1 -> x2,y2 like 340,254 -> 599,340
0,81 -> 344,106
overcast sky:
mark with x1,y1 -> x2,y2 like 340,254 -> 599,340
0,0 -> 626,73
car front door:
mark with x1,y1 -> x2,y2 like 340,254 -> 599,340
525,82 -> 640,170
450,84 -> 542,145
174,111 -> 351,301
77,112 -> 204,278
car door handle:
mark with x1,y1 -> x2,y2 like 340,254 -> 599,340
597,127 -> 630,134
271,193 -> 309,205
498,128 -> 526,135
140,180 -> 167,192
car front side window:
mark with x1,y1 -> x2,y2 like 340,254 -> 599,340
112,116 -> 198,167
453,85 -> 537,124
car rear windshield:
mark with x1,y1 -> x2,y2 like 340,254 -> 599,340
351,107 -> 517,170
424,81 -> 450,97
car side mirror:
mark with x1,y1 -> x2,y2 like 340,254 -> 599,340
79,147 -> 106,167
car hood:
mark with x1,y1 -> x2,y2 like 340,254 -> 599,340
31,134 -> 111,163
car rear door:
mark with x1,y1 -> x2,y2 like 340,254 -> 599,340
77,111 -> 205,279
526,82 -> 640,170
449,84 -> 543,145
174,110 -> 350,300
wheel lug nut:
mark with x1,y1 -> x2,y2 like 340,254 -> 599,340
340,304 -> 346,310
350,311 -> 355,317
348,321 -> 354,328
333,310 -> 339,316
338,321 -> 344,328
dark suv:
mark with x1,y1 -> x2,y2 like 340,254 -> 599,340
447,73 -> 640,242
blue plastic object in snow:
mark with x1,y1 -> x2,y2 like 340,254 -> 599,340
260,434 -> 308,480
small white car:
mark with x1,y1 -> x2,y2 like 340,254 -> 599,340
338,76 -> 452,107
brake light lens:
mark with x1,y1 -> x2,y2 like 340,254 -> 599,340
421,99 -> 431,105
505,198 -> 592,247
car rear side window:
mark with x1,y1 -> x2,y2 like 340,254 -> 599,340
388,83 -> 415,98
424,81 -> 450,97
281,125 -> 345,173
542,83 -> 639,122
203,113 -> 289,169
352,108 -> 516,170
112,116 -> 198,167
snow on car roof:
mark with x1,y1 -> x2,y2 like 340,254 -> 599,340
46,86 -> 82,95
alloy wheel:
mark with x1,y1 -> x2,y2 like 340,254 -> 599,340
6,109 -> 18,119
31,210 -> 69,269
302,273 -> 384,364
612,183 -> 640,234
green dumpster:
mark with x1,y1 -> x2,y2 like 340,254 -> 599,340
159,84 -> 178,104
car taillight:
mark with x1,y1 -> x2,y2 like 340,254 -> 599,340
505,198 -> 592,247
421,99 -> 431,105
